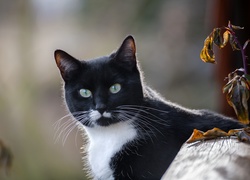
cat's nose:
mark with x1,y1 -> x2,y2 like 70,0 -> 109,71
96,104 -> 106,114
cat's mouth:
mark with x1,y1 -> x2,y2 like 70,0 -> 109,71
95,117 -> 116,126
89,110 -> 119,127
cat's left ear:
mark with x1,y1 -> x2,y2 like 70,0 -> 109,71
114,35 -> 137,71
54,50 -> 82,81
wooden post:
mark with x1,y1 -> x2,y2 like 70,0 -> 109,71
162,139 -> 250,180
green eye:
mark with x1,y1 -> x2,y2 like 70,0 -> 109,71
79,89 -> 92,98
109,83 -> 121,94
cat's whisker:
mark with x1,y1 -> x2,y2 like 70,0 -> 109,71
116,106 -> 165,121
54,119 -> 75,144
135,116 -> 164,137
53,111 -> 89,144
136,111 -> 170,127
113,110 -> 161,139
117,105 -> 170,114
77,115 -> 92,127
62,121 -> 79,146
133,121 -> 155,143
74,124 -> 82,148
117,106 -> 171,127
113,108 -> 169,127
63,120 -> 91,146
117,112 -> 153,138
124,108 -> 168,124
125,116 -> 156,143
54,119 -> 72,142
53,111 -> 87,130
55,116 -> 74,133
52,113 -> 73,130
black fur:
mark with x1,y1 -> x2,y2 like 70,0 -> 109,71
55,35 -> 244,179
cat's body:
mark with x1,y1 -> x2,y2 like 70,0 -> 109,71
54,36 -> 244,180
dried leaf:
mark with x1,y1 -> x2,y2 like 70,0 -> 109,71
243,39 -> 250,50
203,127 -> 228,137
227,21 -> 244,30
200,36 -> 216,63
200,27 -> 231,63
223,75 -> 250,124
228,129 -> 241,136
223,74 -> 236,94
187,127 -> 250,144
237,127 -> 250,143
229,35 -> 240,51
187,128 -> 231,143
212,28 -> 230,49
222,30 -> 230,48
186,129 -> 205,143
244,73 -> 250,82
231,24 -> 244,30
213,28 -> 224,48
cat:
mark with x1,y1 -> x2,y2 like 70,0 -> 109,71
54,35 -> 244,180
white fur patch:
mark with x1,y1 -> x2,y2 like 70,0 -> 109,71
89,110 -> 112,121
103,112 -> 111,118
83,121 -> 137,180
89,110 -> 102,122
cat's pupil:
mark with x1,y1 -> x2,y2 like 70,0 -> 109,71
79,89 -> 92,98
109,83 -> 121,94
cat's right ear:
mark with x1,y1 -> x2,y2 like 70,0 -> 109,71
54,50 -> 82,81
113,35 -> 137,71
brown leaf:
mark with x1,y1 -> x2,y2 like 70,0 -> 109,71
243,39 -> 250,50
203,127 -> 228,137
200,36 -> 216,63
187,127 -> 250,144
186,129 -> 206,143
228,129 -> 241,136
212,28 -> 230,49
237,127 -> 250,143
187,128 -> 231,143
213,28 -> 224,48
222,73 -> 236,94
227,21 -> 244,30
229,35 -> 240,51
223,75 -> 250,125
222,30 -> 230,48
231,24 -> 244,30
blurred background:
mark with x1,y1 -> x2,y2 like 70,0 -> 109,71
0,0 -> 249,179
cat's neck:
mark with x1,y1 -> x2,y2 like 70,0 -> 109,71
83,120 -> 137,180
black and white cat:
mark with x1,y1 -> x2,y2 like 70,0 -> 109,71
54,36 -> 243,180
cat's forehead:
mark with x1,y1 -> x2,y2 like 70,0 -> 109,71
78,56 -> 121,85
84,56 -> 110,70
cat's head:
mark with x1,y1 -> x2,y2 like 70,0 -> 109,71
54,36 -> 144,127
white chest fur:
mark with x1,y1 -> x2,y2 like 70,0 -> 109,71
83,121 -> 137,180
